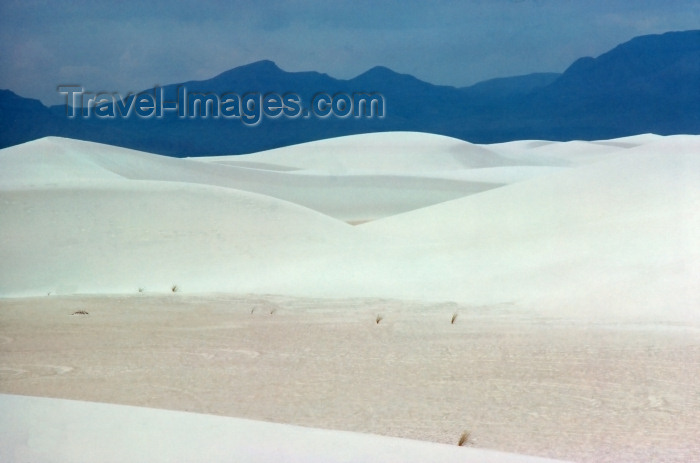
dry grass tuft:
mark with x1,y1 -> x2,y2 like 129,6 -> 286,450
171,285 -> 178,293
451,313 -> 458,324
376,314 -> 383,324
458,430 -> 471,446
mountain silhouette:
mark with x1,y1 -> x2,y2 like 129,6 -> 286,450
2,30 -> 699,155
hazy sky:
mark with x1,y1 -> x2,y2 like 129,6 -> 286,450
1,0 -> 698,105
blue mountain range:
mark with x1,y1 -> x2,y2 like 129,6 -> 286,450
1,30 -> 698,156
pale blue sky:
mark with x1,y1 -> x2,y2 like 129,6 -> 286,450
1,0 -> 699,105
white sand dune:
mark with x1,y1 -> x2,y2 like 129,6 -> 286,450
0,394 -> 568,463
1,131 -> 699,462
357,135 -> 700,323
2,133 -> 699,318
0,136 -> 520,223
0,137 -> 374,296
193,131 -> 581,221
486,134 -> 662,166
196,132 -> 522,173
0,179 -> 363,297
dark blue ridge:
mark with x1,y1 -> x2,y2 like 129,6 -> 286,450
2,30 -> 699,156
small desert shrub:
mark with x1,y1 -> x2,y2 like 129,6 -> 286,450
270,308 -> 277,315
171,285 -> 178,293
138,287 -> 144,293
458,431 -> 471,446
451,313 -> 458,324
72,310 -> 89,316
375,314 -> 383,324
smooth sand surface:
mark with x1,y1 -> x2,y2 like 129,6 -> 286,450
1,395 -> 568,463
1,294 -> 698,462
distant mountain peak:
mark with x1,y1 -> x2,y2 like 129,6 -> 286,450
350,66 -> 450,92
365,65 -> 395,74
356,66 -> 409,80
212,59 -> 283,80
241,59 -> 282,71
